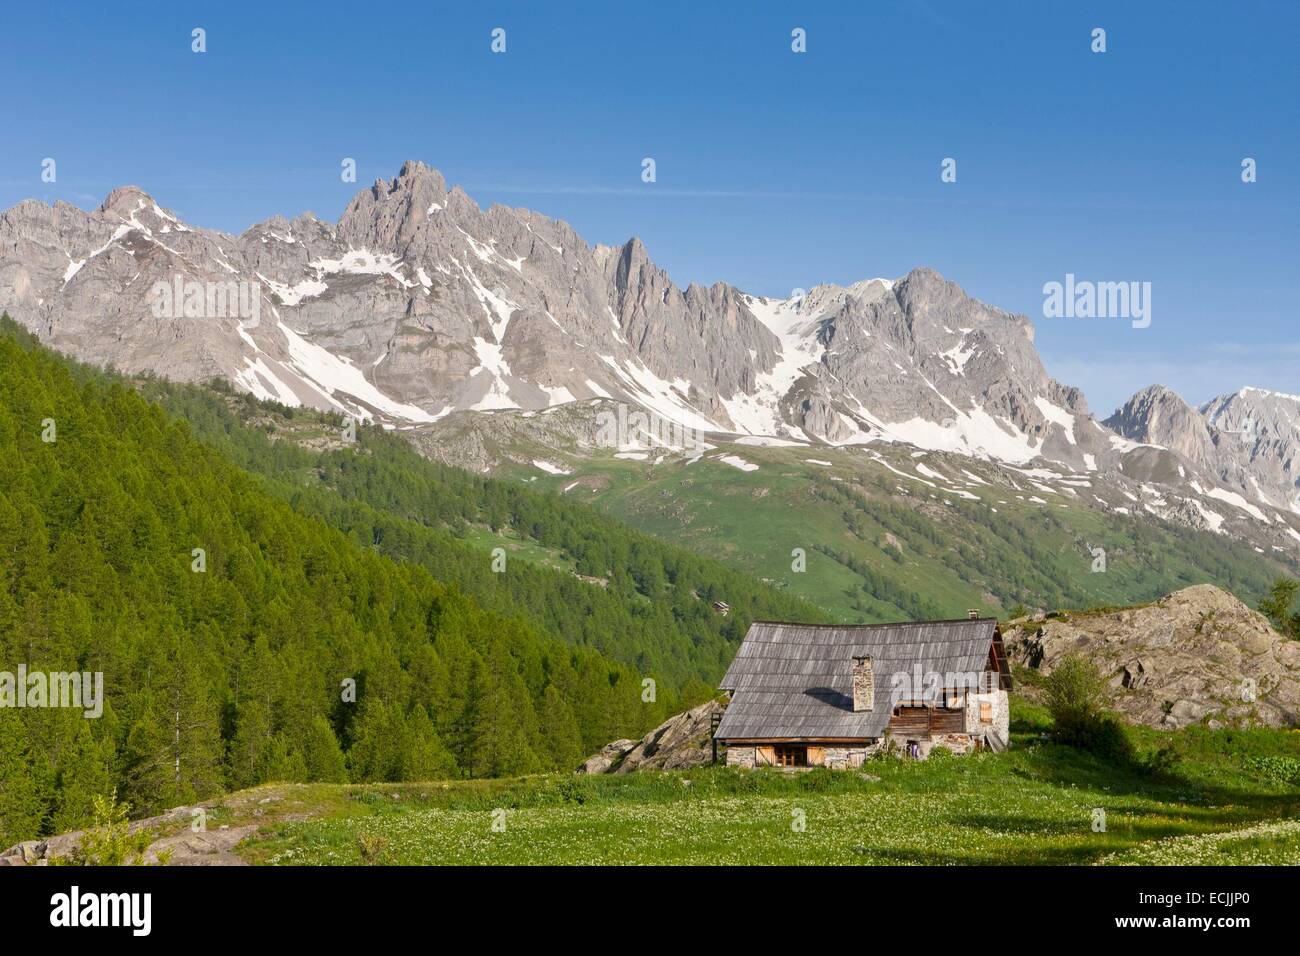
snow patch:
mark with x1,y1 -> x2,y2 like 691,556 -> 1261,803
1033,396 -> 1077,445
1190,481 -> 1271,523
874,407 -> 1044,464
278,322 -> 446,423
258,273 -> 328,306
717,455 -> 759,472
735,435 -> 807,447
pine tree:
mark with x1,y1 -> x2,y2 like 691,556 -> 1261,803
229,700 -> 273,788
401,705 -> 457,780
123,655 -> 224,812
346,700 -> 405,782
51,721 -> 114,834
301,714 -> 348,783
260,735 -> 308,782
539,685 -> 584,770
0,715 -> 47,846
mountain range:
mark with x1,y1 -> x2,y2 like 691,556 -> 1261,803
2,160 -> 1297,556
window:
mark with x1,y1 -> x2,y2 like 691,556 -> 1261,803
773,745 -> 807,767
979,701 -> 993,724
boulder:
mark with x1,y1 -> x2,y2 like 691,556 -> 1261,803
577,739 -> 637,774
579,700 -> 725,774
1004,584 -> 1300,729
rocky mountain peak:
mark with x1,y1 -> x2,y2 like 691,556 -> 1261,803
2,160 -> 1298,551
1200,388 -> 1300,512
1106,385 -> 1215,466
1107,383 -> 1193,429
397,159 -> 447,191
98,185 -> 157,219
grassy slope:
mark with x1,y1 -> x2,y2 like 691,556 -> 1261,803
512,441 -> 1297,621
229,717 -> 1300,865
135,367 -> 1296,632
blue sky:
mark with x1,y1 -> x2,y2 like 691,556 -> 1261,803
3,1 -> 1296,414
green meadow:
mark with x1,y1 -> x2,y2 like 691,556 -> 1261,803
239,716 -> 1300,866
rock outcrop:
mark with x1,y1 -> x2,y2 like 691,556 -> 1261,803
0,803 -> 253,867
578,700 -> 724,773
0,785 -> 308,866
1003,584 -> 1300,729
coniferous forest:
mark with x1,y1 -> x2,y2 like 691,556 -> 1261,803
0,318 -> 819,846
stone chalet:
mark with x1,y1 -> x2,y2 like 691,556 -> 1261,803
714,617 -> 1011,769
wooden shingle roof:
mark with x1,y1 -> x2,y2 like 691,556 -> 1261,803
715,618 -> 999,741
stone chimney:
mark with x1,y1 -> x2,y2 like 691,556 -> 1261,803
851,656 -> 873,712
967,608 -> 979,619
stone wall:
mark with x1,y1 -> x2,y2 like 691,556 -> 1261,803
725,746 -> 756,768
723,742 -> 887,770
723,721 -> 1004,767
929,733 -> 978,755
964,688 -> 1010,751
821,746 -> 870,769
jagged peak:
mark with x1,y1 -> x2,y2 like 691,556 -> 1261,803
1125,383 -> 1185,403
892,266 -> 969,307
1108,384 -> 1199,423
397,159 -> 446,189
901,265 -> 946,284
349,162 -> 451,212
1234,386 -> 1300,404
1104,384 -> 1210,453
98,185 -> 155,218
620,235 -> 649,256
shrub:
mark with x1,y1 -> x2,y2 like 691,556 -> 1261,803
1043,655 -> 1133,762
55,791 -> 165,866
551,776 -> 597,805
356,831 -> 390,864
1137,741 -> 1181,778
1244,755 -> 1300,787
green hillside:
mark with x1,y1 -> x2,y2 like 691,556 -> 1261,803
509,441 -> 1296,621
132,378 -> 826,687
0,321 -> 710,846
126,343 -> 1293,637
